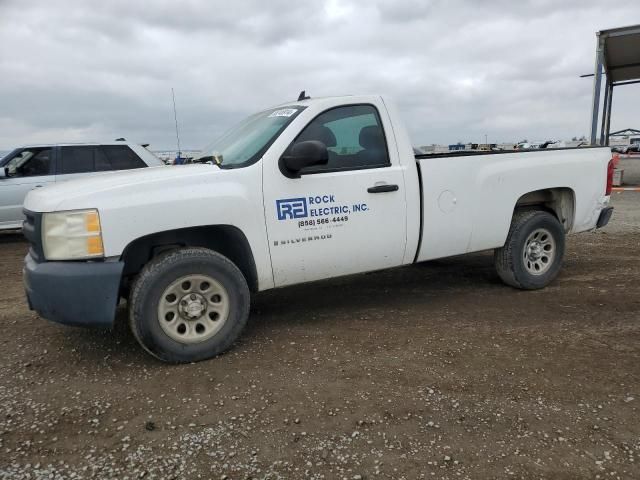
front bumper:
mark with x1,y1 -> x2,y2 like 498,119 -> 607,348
24,254 -> 124,328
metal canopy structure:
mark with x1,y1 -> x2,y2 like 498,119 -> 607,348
589,24 -> 640,146
609,128 -> 640,138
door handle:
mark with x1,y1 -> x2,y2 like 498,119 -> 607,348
367,184 -> 399,193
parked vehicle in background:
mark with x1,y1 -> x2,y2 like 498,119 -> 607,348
0,142 -> 163,230
612,144 -> 640,154
516,141 -> 559,150
22,95 -> 614,363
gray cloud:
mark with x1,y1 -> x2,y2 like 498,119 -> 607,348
0,0 -> 638,150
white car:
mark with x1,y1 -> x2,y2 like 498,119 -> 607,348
0,142 -> 163,230
23,95 -> 614,362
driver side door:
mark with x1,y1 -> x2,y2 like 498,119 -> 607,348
262,102 -> 407,287
0,147 -> 57,229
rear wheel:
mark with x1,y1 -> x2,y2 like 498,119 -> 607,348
494,210 -> 565,290
129,247 -> 250,363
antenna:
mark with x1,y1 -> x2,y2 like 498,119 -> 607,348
171,88 -> 182,158
297,90 -> 310,101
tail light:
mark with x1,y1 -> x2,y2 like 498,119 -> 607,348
605,157 -> 615,195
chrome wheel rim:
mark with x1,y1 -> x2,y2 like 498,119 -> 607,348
523,228 -> 556,276
158,274 -> 229,344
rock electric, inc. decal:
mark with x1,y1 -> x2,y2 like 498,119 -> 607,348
275,194 -> 369,231
276,198 -> 308,220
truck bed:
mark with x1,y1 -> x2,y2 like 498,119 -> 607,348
414,147 -> 612,262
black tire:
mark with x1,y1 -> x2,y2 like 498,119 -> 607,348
129,247 -> 250,363
494,210 -> 565,290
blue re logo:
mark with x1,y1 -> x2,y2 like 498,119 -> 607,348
276,198 -> 308,220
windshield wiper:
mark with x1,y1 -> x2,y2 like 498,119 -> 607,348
194,153 -> 223,165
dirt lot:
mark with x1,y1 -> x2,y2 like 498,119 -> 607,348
1,193 -> 639,480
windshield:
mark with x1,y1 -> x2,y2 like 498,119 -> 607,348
195,106 -> 305,168
0,149 -> 19,166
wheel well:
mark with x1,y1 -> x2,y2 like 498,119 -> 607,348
120,225 -> 259,293
514,187 -> 575,232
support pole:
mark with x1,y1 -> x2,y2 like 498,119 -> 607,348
604,83 -> 613,145
589,34 -> 604,145
599,78 -> 610,146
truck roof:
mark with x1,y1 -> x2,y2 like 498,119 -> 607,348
271,94 -> 373,109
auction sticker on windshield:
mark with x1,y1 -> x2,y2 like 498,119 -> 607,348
268,109 -> 298,118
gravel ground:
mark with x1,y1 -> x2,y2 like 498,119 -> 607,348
1,193 -> 639,480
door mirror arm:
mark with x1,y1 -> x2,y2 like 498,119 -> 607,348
279,140 -> 329,179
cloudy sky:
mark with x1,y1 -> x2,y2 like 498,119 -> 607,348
0,0 -> 638,151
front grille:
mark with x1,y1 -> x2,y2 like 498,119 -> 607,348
23,210 -> 44,262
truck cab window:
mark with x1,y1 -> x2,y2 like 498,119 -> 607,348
4,148 -> 53,177
294,104 -> 390,174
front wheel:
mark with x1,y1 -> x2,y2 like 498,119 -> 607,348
129,247 -> 250,363
494,210 -> 565,290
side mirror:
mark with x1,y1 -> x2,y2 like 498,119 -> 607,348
279,140 -> 328,178
0,167 -> 7,179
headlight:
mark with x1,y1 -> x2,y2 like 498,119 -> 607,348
42,209 -> 104,260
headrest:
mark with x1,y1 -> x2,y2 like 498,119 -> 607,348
297,124 -> 337,148
359,125 -> 385,150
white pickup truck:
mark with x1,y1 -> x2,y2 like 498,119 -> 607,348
23,95 -> 614,363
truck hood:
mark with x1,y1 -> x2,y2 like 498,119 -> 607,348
24,164 -> 219,212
